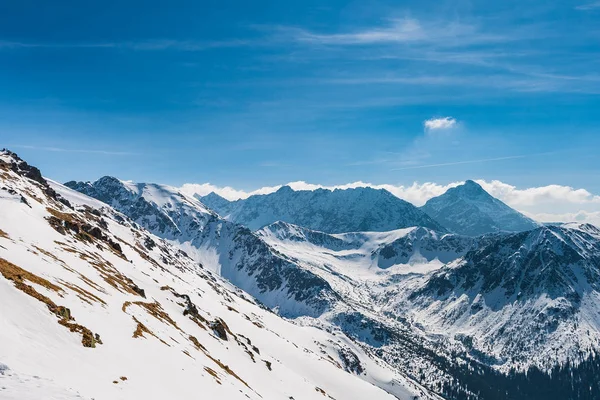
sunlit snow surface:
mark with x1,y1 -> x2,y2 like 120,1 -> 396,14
0,153 -> 435,400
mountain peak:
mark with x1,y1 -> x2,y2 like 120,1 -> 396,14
197,191 -> 232,215
452,180 -> 489,197
276,185 -> 294,194
199,191 -> 229,203
421,180 -> 538,236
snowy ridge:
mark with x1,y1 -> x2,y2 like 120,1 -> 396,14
65,178 -> 337,318
394,225 -> 600,370
200,185 -> 446,233
0,149 -> 436,400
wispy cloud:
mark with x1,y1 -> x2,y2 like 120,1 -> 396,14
8,144 -> 137,156
575,1 -> 600,10
390,153 -> 554,171
289,18 -> 426,45
0,39 -> 250,51
279,18 -> 507,48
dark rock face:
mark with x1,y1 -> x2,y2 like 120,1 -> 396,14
338,347 -> 364,375
209,318 -> 230,341
2,149 -> 72,208
421,180 -> 538,236
332,312 -> 392,348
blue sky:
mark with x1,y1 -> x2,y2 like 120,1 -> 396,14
1,0 -> 600,194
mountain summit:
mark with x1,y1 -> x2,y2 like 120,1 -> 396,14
199,186 -> 445,233
420,180 -> 538,236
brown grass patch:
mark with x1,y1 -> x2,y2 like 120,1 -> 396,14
120,376 -> 127,381
204,367 -> 221,384
0,229 -> 9,239
187,331 -> 253,390
182,349 -> 193,359
58,319 -> 97,347
0,258 -> 99,348
32,245 -> 66,266
88,258 -> 140,296
46,207 -> 78,223
189,335 -> 207,352
0,257 -> 62,293
208,356 -> 251,389
60,280 -> 107,306
190,315 -> 207,330
132,317 -> 154,339
131,301 -> 180,331
131,317 -> 170,346
58,244 -> 140,297
77,273 -> 106,294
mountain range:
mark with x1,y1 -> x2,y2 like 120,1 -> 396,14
198,185 -> 446,233
0,150 -> 435,400
2,149 -> 600,399
64,177 -> 336,318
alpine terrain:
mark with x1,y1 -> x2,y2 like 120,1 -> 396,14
2,149 -> 600,400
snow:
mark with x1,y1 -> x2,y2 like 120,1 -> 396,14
0,157 -> 433,400
200,185 -> 445,233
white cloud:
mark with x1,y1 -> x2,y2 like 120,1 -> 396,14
179,183 -> 281,201
293,18 -> 426,45
180,179 -> 600,226
283,18 -> 508,48
524,211 -> 600,226
476,180 -> 600,210
424,117 -> 457,131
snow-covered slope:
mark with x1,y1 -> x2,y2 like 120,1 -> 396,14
0,150 -> 435,400
65,178 -> 336,318
199,185 -> 446,233
258,221 -> 472,292
420,180 -> 539,236
391,224 -> 600,371
258,220 -> 600,382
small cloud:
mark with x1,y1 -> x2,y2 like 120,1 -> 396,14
424,117 -> 457,131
